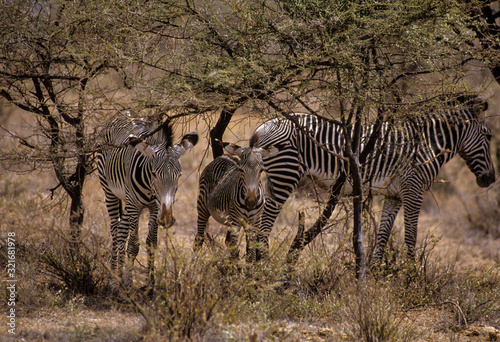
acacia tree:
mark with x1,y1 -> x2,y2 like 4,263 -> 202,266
0,1 -> 133,244
109,0 -> 498,275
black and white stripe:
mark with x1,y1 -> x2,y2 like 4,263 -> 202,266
97,116 -> 198,285
194,135 -> 278,261
253,96 -> 495,263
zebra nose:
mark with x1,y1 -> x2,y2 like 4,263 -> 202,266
246,189 -> 258,210
159,204 -> 175,228
476,171 -> 495,188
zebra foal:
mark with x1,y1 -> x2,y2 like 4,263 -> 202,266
194,134 -> 278,261
252,96 -> 495,264
98,115 -> 198,286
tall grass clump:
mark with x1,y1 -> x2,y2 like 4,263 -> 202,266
372,228 -> 500,331
38,232 -> 109,296
140,241 -> 255,340
438,266 -> 500,328
341,284 -> 419,342
148,253 -> 224,338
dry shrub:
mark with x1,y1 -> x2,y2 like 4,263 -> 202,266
341,284 -> 419,342
0,172 -> 113,309
144,244 -> 252,339
438,267 -> 500,328
38,234 -> 109,296
430,160 -> 500,239
459,194 -> 500,238
376,231 -> 500,329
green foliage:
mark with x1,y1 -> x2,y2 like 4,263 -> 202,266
76,0 -> 486,117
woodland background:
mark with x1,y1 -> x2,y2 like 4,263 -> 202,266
1,1 -> 500,341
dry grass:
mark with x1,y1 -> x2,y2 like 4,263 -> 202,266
1,112 -> 499,341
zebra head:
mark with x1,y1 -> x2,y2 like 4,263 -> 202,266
133,131 -> 199,227
224,134 -> 279,210
456,99 -> 495,188
459,121 -> 495,188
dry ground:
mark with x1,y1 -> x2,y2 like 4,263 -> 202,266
1,112 -> 500,341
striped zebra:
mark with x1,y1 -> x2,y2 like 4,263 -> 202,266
194,134 -> 279,262
253,96 -> 495,264
98,116 -> 198,285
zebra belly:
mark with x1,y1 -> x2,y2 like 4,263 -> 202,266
361,176 -> 402,197
297,173 -> 401,198
108,181 -> 127,202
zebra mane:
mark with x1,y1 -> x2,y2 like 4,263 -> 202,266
159,119 -> 174,148
143,117 -> 174,148
402,95 -> 487,130
102,112 -> 175,149
457,95 -> 488,118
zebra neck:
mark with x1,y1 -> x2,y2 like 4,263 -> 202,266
418,115 -> 465,166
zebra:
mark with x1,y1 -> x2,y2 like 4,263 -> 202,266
252,96 -> 496,264
194,134 -> 279,262
97,116 -> 198,286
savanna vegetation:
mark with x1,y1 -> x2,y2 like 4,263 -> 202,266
1,0 -> 500,341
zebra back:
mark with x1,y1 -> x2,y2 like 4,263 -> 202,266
101,112 -> 173,148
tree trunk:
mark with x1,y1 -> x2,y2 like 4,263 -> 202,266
69,191 -> 84,249
346,152 -> 366,281
344,117 -> 367,281
210,107 -> 235,158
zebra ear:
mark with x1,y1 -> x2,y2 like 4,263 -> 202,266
180,131 -> 198,151
224,143 -> 244,157
249,133 -> 259,148
133,141 -> 158,158
175,131 -> 198,156
126,135 -> 158,157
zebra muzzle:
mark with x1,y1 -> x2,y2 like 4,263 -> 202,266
476,171 -> 495,188
245,190 -> 258,210
158,204 -> 175,228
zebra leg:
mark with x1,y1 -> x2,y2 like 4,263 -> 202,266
372,196 -> 402,265
194,205 -> 210,252
245,222 -> 259,263
145,204 -> 159,287
104,194 -> 122,273
256,196 -> 286,261
401,187 -> 424,261
120,205 -> 140,285
225,224 -> 240,260
256,171 -> 299,261
126,214 -> 141,265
